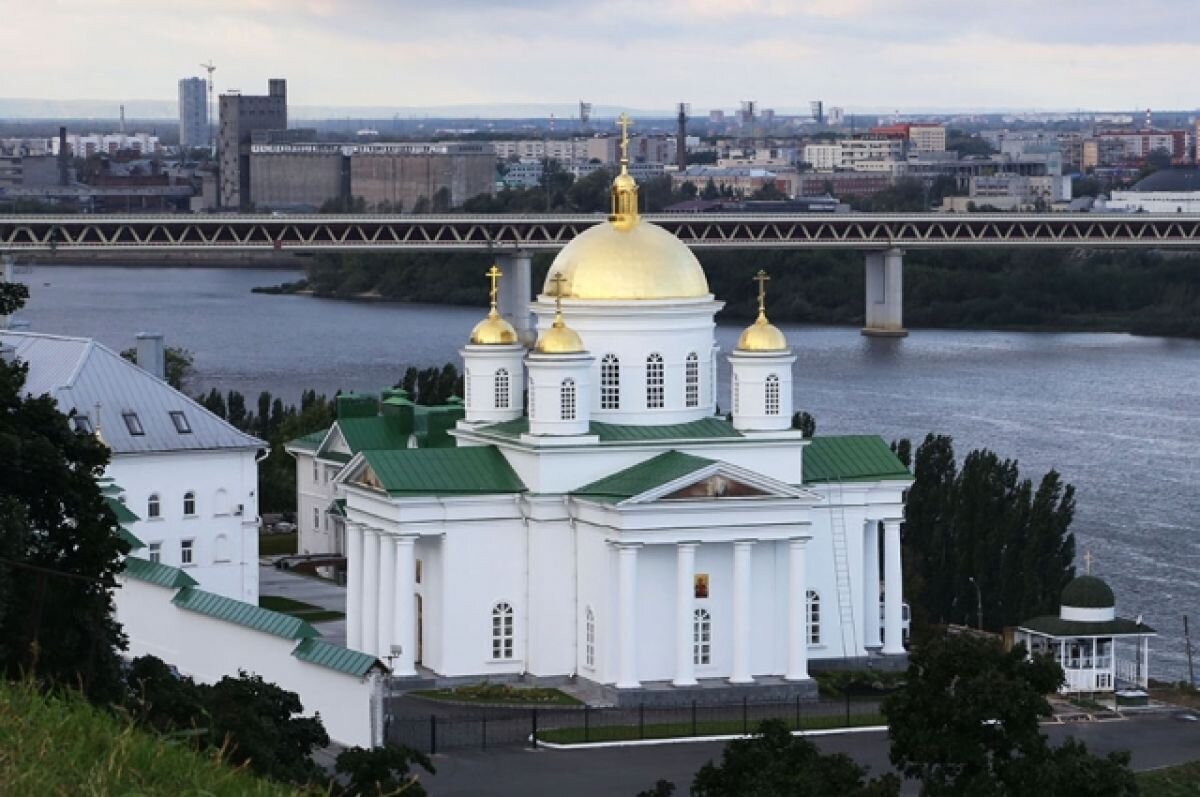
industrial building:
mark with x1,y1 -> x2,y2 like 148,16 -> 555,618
219,79 -> 287,209
178,77 -> 208,151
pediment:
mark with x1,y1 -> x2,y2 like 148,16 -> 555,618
318,424 -> 351,458
624,462 -> 816,506
660,473 -> 770,500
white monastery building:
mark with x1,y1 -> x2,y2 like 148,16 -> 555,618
309,126 -> 913,702
0,330 -> 265,602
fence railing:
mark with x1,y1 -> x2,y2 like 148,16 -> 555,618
387,694 -> 884,753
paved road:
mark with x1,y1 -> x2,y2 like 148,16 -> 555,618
418,713 -> 1200,797
258,561 -> 347,644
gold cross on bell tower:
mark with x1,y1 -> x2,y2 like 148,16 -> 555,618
486,264 -> 502,310
754,269 -> 770,316
548,271 -> 568,326
616,112 -> 632,167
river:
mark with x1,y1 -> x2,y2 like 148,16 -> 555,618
10,264 -> 1200,683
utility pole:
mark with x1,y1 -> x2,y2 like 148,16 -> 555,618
968,577 -> 983,631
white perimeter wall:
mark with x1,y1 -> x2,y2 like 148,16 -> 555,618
115,576 -> 382,748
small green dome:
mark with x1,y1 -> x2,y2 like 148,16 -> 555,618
1061,575 -> 1115,609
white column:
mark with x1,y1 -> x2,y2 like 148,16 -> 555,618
346,523 -> 364,650
672,543 -> 699,687
786,538 -> 811,681
882,519 -> 904,655
393,536 -> 417,676
361,528 -> 380,656
616,543 -> 641,689
884,248 -> 905,331
862,248 -> 907,337
863,520 -> 882,650
377,534 -> 396,659
863,251 -> 884,330
730,540 -> 755,684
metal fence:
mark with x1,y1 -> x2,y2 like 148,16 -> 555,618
387,694 -> 884,753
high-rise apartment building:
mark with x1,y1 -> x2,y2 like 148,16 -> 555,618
218,79 -> 287,209
178,77 -> 208,151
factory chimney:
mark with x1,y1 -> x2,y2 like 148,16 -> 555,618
58,126 -> 69,186
676,102 -> 689,171
120,104 -> 126,135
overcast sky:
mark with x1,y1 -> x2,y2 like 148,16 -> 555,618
3,0 -> 1198,113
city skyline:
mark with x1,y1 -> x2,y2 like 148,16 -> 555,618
3,0 -> 1199,112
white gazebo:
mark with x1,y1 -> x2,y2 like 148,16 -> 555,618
1015,574 -> 1155,693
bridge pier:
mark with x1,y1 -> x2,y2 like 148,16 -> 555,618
496,251 -> 535,346
862,248 -> 907,337
1,254 -> 13,331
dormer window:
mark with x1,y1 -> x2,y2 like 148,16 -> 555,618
169,411 -> 192,434
122,412 -> 145,436
71,415 -> 93,434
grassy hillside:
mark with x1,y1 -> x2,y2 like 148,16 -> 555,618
1138,760 -> 1200,796
0,679 -> 310,796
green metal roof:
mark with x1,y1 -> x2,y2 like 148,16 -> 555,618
122,556 -> 197,589
327,498 -> 346,517
118,526 -> 145,550
292,638 -> 383,677
287,428 -> 329,452
1019,615 -> 1155,637
803,436 -> 912,484
1061,575 -> 1115,609
361,446 -> 526,496
171,587 -> 320,640
478,416 -> 742,443
574,451 -> 716,503
336,416 -> 412,453
104,496 -> 140,525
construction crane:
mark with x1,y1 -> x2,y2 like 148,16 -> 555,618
200,60 -> 216,156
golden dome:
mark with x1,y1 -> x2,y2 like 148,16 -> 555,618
535,318 -> 585,354
737,313 -> 789,352
545,221 -> 709,300
470,308 -> 518,345
736,269 -> 788,352
468,263 -> 519,345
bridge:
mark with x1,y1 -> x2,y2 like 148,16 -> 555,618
5,212 -> 1200,336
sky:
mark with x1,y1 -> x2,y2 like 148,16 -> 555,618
3,0 -> 1199,114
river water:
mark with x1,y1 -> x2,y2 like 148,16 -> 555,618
11,264 -> 1200,683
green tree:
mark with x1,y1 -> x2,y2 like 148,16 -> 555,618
884,634 -> 1135,796
122,654 -> 207,736
202,671 -> 329,785
566,167 -> 613,212
701,178 -> 720,200
119,345 -> 194,391
334,744 -> 435,796
0,287 -> 127,703
790,411 -> 816,438
687,719 -> 900,796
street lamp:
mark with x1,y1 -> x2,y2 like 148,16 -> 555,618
968,577 -> 983,631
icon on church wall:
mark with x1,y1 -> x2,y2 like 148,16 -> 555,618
694,574 -> 709,599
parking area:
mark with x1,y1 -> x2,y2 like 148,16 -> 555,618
258,560 -> 347,645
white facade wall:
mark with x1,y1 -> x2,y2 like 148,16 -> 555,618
461,344 -> 526,424
294,450 -> 343,555
803,144 -> 843,171
526,353 -> 593,436
113,449 -> 259,602
115,576 -> 383,748
730,350 -> 796,432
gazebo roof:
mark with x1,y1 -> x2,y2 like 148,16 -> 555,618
1061,575 -> 1115,609
1018,615 -> 1155,638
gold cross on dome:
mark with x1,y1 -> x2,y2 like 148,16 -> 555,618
754,269 -> 770,315
549,271 -> 568,313
616,112 -> 633,164
486,264 -> 502,308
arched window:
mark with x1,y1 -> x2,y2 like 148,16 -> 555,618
585,607 -> 595,669
214,488 -> 229,516
765,374 -> 781,416
214,533 -> 231,562
560,378 -> 577,421
732,373 -> 740,415
492,602 -> 515,660
807,590 -> 821,645
183,491 -> 196,516
147,493 -> 160,519
693,608 -> 712,665
494,368 -> 510,409
646,353 -> 664,409
685,352 -> 700,407
600,354 -> 620,410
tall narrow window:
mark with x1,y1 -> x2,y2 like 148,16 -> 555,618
183,491 -> 196,516
312,460 -> 319,483
732,373 -> 740,415
148,542 -> 161,564
147,493 -> 160,519
807,590 -> 821,645
527,378 -> 535,418
585,607 -> 596,669
560,378 -> 577,421
464,369 -> 472,406
600,354 -> 620,410
765,374 -> 781,416
646,353 -> 664,409
492,602 -> 515,660
685,352 -> 700,408
494,368 -> 510,409
313,507 -> 320,531
181,539 -> 194,565
693,608 -> 712,665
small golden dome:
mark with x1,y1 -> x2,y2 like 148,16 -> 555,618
737,313 -> 789,352
535,318 -> 585,354
470,308 -> 518,345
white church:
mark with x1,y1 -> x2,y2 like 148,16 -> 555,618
334,133 -> 912,701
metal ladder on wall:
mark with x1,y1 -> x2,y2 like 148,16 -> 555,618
828,480 -> 858,660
